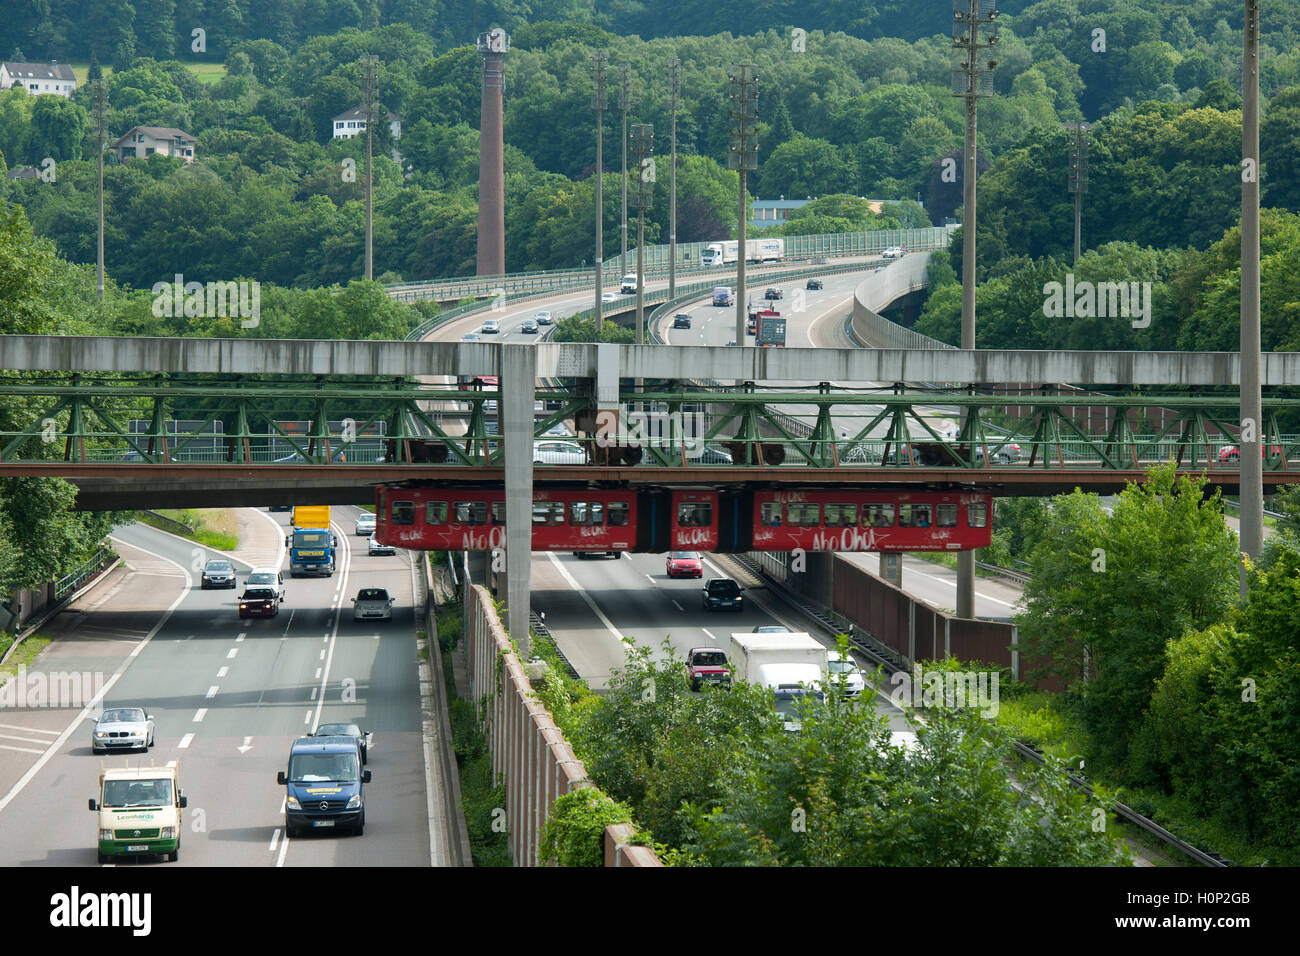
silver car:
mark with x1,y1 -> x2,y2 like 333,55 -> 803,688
532,440 -> 586,465
200,558 -> 235,589
92,707 -> 155,754
368,533 -> 396,556
355,512 -> 377,536
353,587 -> 393,622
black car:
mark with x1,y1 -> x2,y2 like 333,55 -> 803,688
806,279 -> 823,290
702,577 -> 744,611
764,287 -> 784,300
673,313 -> 692,329
311,722 -> 372,764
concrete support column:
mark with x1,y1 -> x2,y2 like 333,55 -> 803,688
879,552 -> 902,587
502,344 -> 536,656
956,551 -> 974,619
476,31 -> 508,276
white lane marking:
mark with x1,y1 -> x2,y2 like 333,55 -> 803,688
217,666 -> 229,678
303,710 -> 312,724
308,520 -> 352,732
0,731 -> 53,745
226,647 -> 239,659
319,649 -> 326,660
279,796 -> 285,814
897,561 -> 1019,610
192,708 -> 207,722
310,687 -> 318,700
165,760 -> 176,768
672,600 -> 684,611
701,629 -> 717,642
0,744 -> 45,754
645,574 -> 656,584
0,722 -> 58,735
276,833 -> 290,867
205,685 -> 219,698
0,538 -> 191,815
236,633 -> 246,642
250,507 -> 289,571
178,733 -> 194,749
269,829 -> 281,853
314,668 -> 321,680
545,552 -> 627,642
322,636 -> 328,643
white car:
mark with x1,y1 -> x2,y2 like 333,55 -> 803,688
91,707 -> 155,754
461,332 -> 481,342
601,291 -> 619,303
481,318 -> 500,334
355,512 -> 377,536
881,246 -> 904,259
246,567 -> 286,602
521,318 -> 539,334
352,587 -> 393,622
368,533 -> 396,556
826,651 -> 866,697
533,439 -> 586,465
534,311 -> 554,325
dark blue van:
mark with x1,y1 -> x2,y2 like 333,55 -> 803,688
277,736 -> 371,837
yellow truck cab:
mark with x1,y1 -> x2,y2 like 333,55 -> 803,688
89,765 -> 187,863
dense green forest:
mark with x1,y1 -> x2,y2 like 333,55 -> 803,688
3,2 -> 1300,287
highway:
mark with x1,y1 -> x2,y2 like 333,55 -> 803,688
0,507 -> 444,867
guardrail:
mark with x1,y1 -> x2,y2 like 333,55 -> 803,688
386,226 -> 957,302
52,547 -> 116,601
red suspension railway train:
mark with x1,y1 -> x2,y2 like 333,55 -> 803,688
375,486 -> 992,554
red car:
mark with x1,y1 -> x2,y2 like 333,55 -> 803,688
238,586 -> 281,618
666,551 -> 703,578
1219,444 -> 1284,462
686,647 -> 731,691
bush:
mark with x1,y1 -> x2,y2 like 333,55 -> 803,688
539,786 -> 634,867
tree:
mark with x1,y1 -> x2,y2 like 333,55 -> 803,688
29,96 -> 87,163
759,134 -> 857,199
1016,463 -> 1239,770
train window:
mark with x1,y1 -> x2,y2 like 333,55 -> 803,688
570,501 -> 604,526
425,501 -> 448,526
864,503 -> 895,528
608,501 -> 630,526
453,501 -> 488,526
897,504 -> 932,528
823,503 -> 858,527
533,501 -> 565,526
391,500 -> 415,526
968,502 -> 988,527
678,502 -> 713,527
937,503 -> 958,528
491,501 -> 505,525
786,502 -> 821,527
760,502 -> 783,526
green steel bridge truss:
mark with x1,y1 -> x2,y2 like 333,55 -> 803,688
1,374 -> 1298,474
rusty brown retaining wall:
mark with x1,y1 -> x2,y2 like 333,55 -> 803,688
463,584 -> 661,866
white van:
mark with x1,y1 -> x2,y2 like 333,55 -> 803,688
90,765 -> 187,863
620,273 -> 639,294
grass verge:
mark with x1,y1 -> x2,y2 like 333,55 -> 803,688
142,508 -> 239,551
0,635 -> 52,686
